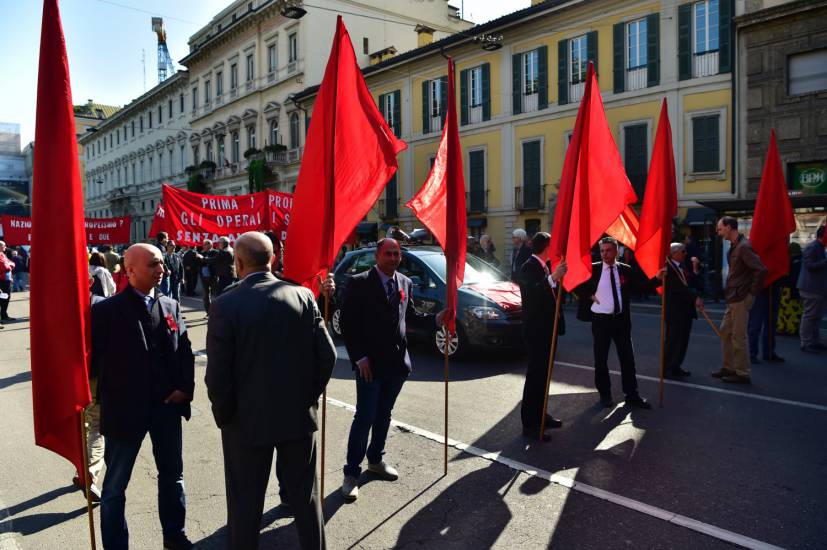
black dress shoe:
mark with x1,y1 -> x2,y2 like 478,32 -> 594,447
544,414 -> 563,429
667,368 -> 691,378
599,396 -> 614,408
626,395 -> 652,409
749,356 -> 761,364
163,535 -> 194,550
764,353 -> 785,363
522,427 -> 551,441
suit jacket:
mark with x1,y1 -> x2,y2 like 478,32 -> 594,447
574,262 -> 656,322
164,251 -> 184,284
341,267 -> 431,379
511,244 -> 532,281
91,286 -> 195,440
202,248 -> 235,284
664,261 -> 698,323
797,239 -> 827,295
518,257 -> 565,343
205,272 -> 336,445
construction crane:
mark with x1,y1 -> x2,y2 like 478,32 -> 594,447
152,17 -> 175,83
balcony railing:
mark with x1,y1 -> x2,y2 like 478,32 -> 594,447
515,185 -> 545,210
694,50 -> 719,78
287,61 -> 297,74
378,197 -> 400,219
230,88 -> 238,99
245,80 -> 255,92
265,147 -> 304,166
569,81 -> 585,103
467,189 -> 488,213
468,105 -> 484,124
522,92 -> 539,113
626,67 -> 648,91
430,114 -> 442,133
215,95 -> 223,105
268,72 -> 276,83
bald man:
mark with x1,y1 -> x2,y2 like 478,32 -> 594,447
206,232 -> 336,549
91,243 -> 195,550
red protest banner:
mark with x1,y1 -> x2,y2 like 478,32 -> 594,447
161,184 -> 292,246
1,214 -> 131,245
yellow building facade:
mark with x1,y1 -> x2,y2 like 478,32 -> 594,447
297,0 -> 735,265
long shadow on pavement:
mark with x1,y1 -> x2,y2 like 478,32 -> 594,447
0,485 -> 85,536
0,370 -> 31,390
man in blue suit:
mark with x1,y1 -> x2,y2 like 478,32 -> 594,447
91,243 -> 195,550
798,226 -> 827,353
339,238 -> 445,501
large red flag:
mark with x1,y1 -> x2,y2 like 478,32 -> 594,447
283,16 -> 406,293
406,58 -> 467,333
30,0 -> 92,475
635,99 -> 677,280
750,130 -> 796,287
549,62 -> 638,291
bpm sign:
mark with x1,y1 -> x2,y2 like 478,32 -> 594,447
789,162 -> 827,195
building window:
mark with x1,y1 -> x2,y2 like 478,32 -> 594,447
180,145 -> 186,171
288,33 -> 298,63
139,116 -> 144,132
116,130 -> 120,145
217,137 -> 225,165
268,44 -> 276,74
216,71 -> 223,96
131,121 -> 135,137
179,93 -> 184,113
691,114 -> 720,173
570,35 -> 588,85
269,119 -> 278,146
290,112 -> 300,149
192,87 -> 198,111
158,151 -> 164,177
148,111 -> 152,129
140,159 -> 145,182
469,66 -> 483,107
523,50 -> 539,96
157,104 -> 162,124
788,49 -> 827,95
230,63 -> 238,89
247,125 -> 256,149
131,163 -> 136,184
204,80 -> 211,104
231,132 -> 240,162
363,37 -> 369,55
429,79 -> 441,118
382,93 -> 395,129
205,141 -> 213,163
192,145 -> 200,165
148,157 -> 153,180
622,123 -> 648,199
168,99 -> 172,119
246,54 -> 254,82
627,19 -> 647,69
694,0 -> 718,54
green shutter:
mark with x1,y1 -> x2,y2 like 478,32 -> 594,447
512,54 -> 522,114
558,40 -> 568,105
719,0 -> 733,73
587,31 -> 598,74
469,150 -> 486,212
647,13 -> 660,87
460,69 -> 469,126
439,76 -> 448,123
422,80 -> 430,134
678,3 -> 692,81
523,141 -> 541,208
693,115 -> 720,172
538,45 -> 548,110
613,22 -> 625,94
378,92 -> 385,117
482,63 -> 491,121
305,113 -> 310,137
392,90 -> 401,137
386,174 -> 398,218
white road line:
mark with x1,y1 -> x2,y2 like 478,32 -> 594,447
332,346 -> 827,413
324,396 -> 785,550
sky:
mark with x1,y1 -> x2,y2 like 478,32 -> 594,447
0,0 -> 531,148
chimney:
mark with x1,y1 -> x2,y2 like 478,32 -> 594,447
415,24 -> 435,47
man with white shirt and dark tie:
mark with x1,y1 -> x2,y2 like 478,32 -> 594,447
575,238 -> 663,409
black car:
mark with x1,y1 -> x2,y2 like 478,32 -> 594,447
330,245 -> 524,357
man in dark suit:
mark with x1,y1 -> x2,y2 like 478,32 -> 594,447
198,239 -> 219,315
181,247 -> 199,296
199,236 -> 235,295
340,238 -> 445,501
517,232 -> 567,441
510,228 -> 532,282
663,242 -> 704,378
91,243 -> 195,550
574,238 -> 662,409
797,226 -> 827,353
205,232 -> 336,549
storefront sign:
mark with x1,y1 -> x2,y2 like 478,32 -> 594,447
789,162 -> 827,195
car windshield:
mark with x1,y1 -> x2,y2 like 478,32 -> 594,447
418,253 -> 509,285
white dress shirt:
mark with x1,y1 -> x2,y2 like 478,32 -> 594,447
591,261 -> 622,314
530,254 -> 558,289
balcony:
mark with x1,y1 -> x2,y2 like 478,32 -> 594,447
378,197 -> 400,219
267,72 -> 276,83
215,95 -> 223,106
515,185 -> 546,210
429,115 -> 442,134
287,60 -> 297,74
626,67 -> 648,91
265,147 -> 304,166
694,50 -> 719,78
230,88 -> 238,99
467,189 -> 488,213
569,81 -> 585,103
468,105 -> 483,124
522,92 -> 539,113
245,80 -> 255,92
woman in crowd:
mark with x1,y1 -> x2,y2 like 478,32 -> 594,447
777,242 -> 803,336
89,252 -> 116,298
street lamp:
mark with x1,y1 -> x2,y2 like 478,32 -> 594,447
474,34 -> 503,51
280,1 -> 306,19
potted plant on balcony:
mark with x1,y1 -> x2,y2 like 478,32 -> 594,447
263,143 -> 287,154
199,160 -> 217,178
243,147 -> 262,160
248,158 -> 274,193
187,172 -> 207,194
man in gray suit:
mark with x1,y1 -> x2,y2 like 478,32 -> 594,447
798,226 -> 827,353
205,232 -> 336,549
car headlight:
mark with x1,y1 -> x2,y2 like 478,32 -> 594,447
468,306 -> 502,320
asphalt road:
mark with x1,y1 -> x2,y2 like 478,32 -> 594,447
1,291 -> 825,549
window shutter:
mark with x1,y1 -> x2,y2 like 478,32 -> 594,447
305,113 -> 310,137
678,3 -> 692,81
378,92 -> 385,116
587,31 -> 598,74
647,13 -> 660,87
693,115 -> 720,172
422,80 -> 430,134
482,63 -> 491,121
439,75 -> 448,123
469,150 -> 485,212
538,45 -> 549,110
512,53 -> 522,114
392,90 -> 401,137
386,174 -> 398,218
719,0 -> 733,73
613,22 -> 625,94
523,141 -> 541,208
558,40 -> 568,105
460,68 -> 469,126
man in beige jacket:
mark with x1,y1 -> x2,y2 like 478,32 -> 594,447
712,216 -> 767,383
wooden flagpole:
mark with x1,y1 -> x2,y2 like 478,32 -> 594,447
658,258 -> 668,408
767,283 -> 773,359
321,286 -> 330,498
80,409 -> 97,550
443,328 -> 450,476
700,308 -> 722,338
539,256 -> 565,441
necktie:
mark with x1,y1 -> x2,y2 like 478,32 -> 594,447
609,265 -> 620,314
386,279 -> 395,302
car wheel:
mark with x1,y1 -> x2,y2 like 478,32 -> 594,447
434,325 -> 464,358
330,307 -> 343,338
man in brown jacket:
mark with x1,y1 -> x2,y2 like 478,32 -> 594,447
712,216 -> 767,383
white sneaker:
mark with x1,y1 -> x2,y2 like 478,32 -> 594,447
367,461 -> 399,481
341,475 -> 358,501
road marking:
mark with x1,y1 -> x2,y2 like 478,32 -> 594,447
325,396 -> 785,550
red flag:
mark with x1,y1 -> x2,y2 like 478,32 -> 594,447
406,58 -> 467,333
30,0 -> 92,475
606,205 -> 640,251
149,200 -> 166,239
750,130 -> 796,287
283,16 -> 406,293
635,99 -> 677,280
549,63 -> 638,291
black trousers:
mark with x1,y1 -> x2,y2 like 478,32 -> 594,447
221,431 -> 324,550
521,333 -> 552,428
665,316 -> 693,372
0,280 -> 10,318
201,276 -> 216,314
591,314 -> 639,399
184,269 -> 198,296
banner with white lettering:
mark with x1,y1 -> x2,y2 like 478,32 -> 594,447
160,184 -> 292,246
0,214 -> 131,245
